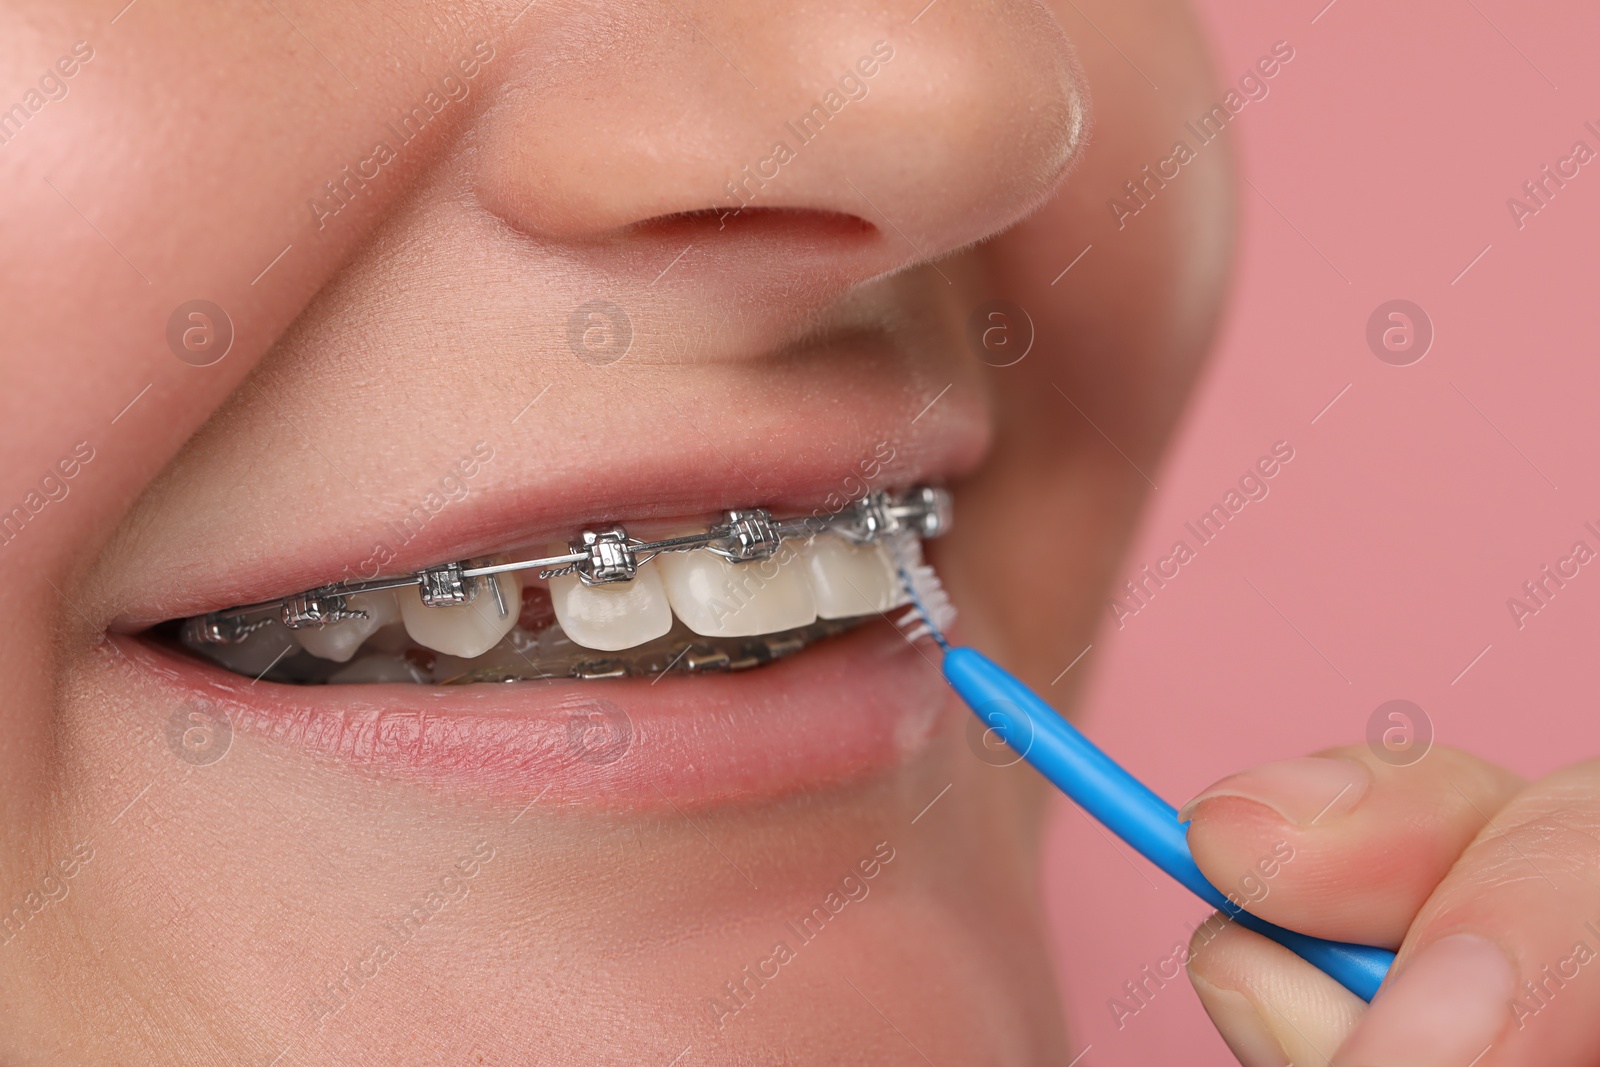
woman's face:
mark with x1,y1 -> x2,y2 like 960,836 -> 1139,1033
4,0 -> 1230,1061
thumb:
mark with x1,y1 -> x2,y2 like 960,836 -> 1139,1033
1187,918 -> 1366,1067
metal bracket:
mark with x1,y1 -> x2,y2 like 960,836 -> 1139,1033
418,562 -> 479,606
574,527 -> 638,585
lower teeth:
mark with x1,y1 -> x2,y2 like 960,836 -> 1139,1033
177,614 -> 866,686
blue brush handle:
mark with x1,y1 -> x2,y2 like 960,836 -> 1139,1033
943,645 -> 1393,1002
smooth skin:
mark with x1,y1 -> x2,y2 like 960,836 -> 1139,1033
1,1 -> 1229,1063
8,1 -> 1580,1065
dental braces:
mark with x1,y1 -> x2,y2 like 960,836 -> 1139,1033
182,485 -> 952,646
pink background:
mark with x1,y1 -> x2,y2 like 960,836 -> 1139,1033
1042,0 -> 1600,1061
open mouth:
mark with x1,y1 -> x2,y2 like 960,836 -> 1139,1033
158,485 -> 950,687
121,484 -> 959,806
105,324 -> 992,807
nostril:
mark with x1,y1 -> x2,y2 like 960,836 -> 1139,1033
627,207 -> 878,245
472,3 -> 1082,274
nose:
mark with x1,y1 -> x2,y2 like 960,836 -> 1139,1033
473,0 -> 1085,275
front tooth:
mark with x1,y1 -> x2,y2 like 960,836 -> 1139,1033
799,536 -> 906,619
549,557 -> 673,651
292,590 -> 401,662
657,547 -> 817,637
398,570 -> 521,659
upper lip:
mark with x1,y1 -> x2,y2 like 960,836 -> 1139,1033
115,390 -> 990,633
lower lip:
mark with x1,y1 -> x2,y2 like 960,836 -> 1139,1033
119,622 -> 953,809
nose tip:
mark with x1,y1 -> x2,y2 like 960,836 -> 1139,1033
474,2 -> 1086,270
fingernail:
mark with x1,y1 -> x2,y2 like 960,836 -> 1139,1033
1335,934 -> 1514,1066
1189,974 -> 1291,1067
1180,757 -> 1372,826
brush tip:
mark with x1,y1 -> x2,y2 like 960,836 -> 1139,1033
888,532 -> 956,647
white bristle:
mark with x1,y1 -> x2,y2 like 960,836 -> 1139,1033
887,532 -> 956,643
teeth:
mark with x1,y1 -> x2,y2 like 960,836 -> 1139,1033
292,590 -> 401,662
329,653 -> 429,684
398,570 -> 521,659
201,619 -> 299,677
548,555 -> 674,651
799,537 -> 907,619
657,546 -> 817,638
189,520 -> 936,685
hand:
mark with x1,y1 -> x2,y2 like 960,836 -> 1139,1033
1179,743 -> 1600,1066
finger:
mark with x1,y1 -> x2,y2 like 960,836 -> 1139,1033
1187,917 -> 1365,1067
1334,760 -> 1600,1067
1181,744 -> 1524,945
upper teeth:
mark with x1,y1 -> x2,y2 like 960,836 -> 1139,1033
797,535 -> 904,619
287,531 -> 909,660
396,568 -> 521,659
548,553 -> 675,652
183,486 -> 950,673
291,589 -> 400,662
655,539 -> 819,638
